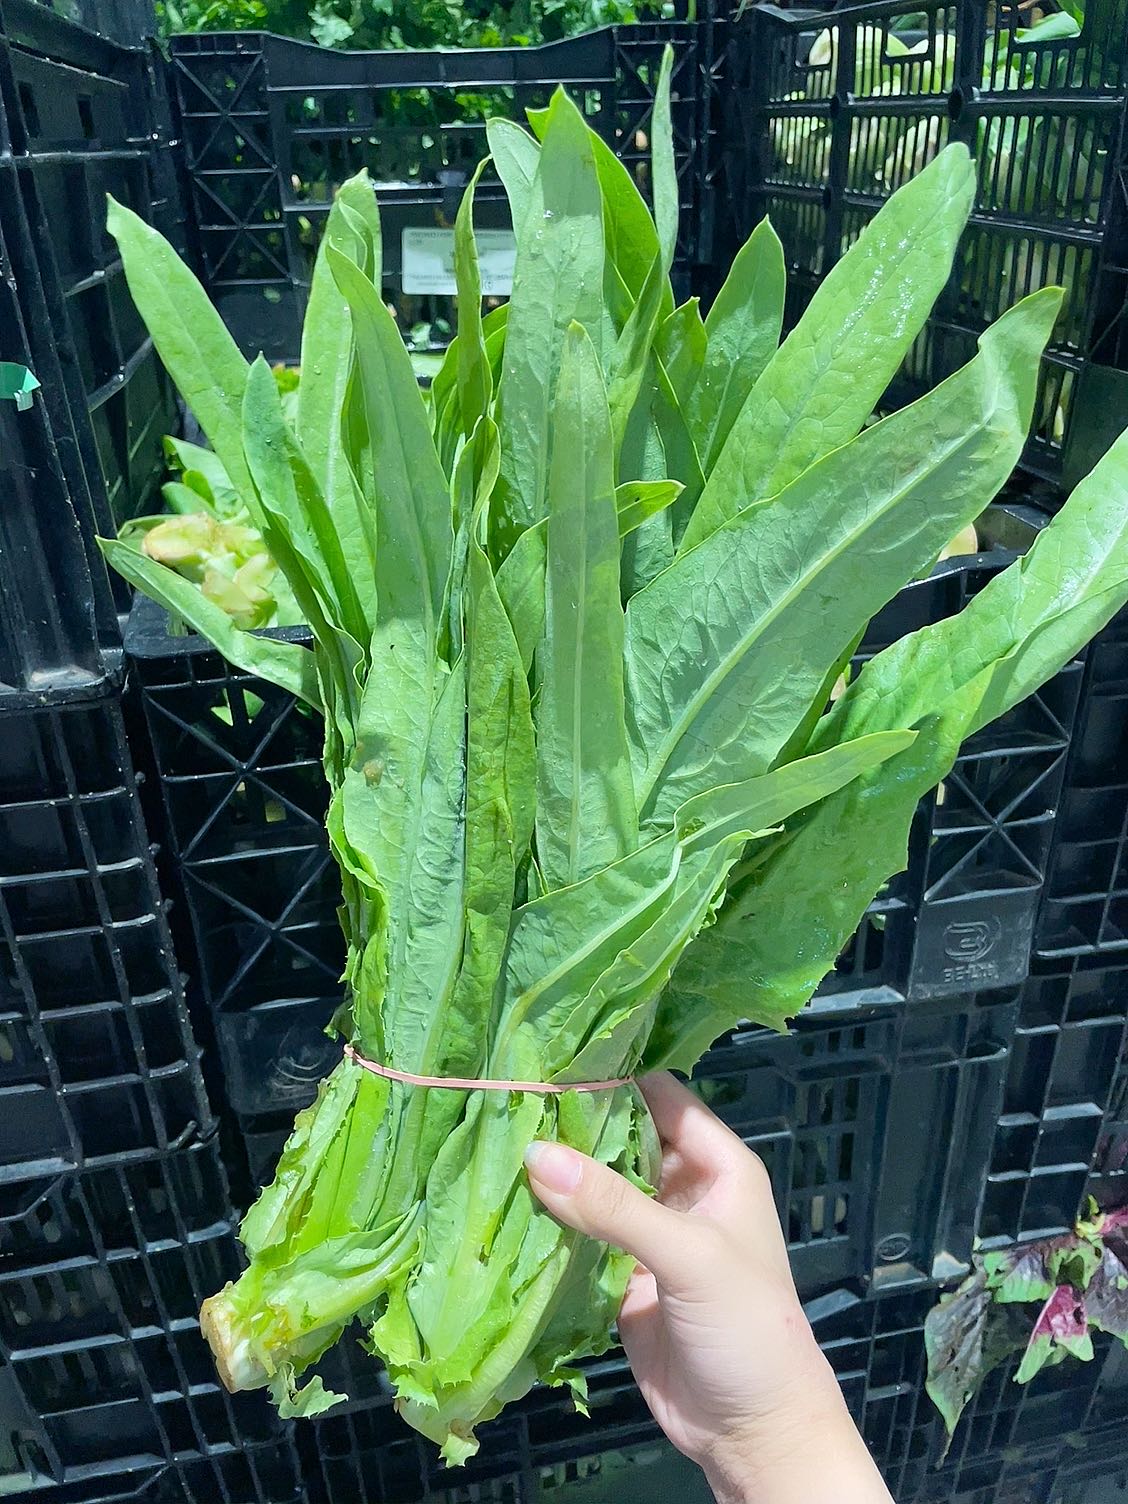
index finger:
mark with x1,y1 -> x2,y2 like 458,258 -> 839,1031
639,1071 -> 752,1177
640,1071 -> 792,1278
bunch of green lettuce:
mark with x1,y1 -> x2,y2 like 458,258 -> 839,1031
100,55 -> 1128,1462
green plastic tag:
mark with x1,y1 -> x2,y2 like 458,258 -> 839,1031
0,363 -> 41,411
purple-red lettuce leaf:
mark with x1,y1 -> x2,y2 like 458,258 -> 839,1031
1084,1238 -> 1128,1347
1015,1284 -> 1094,1384
925,1268 -> 1033,1442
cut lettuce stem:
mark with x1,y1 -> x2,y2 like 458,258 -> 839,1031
201,1201 -> 425,1392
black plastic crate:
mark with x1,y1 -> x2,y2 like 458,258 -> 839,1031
333,1446 -> 1128,1504
817,511 -> 1082,1008
215,1014 -> 343,1210
167,21 -> 725,361
0,1262 -> 296,1493
0,1220 -> 241,1358
811,1287 -> 1128,1503
0,351 -> 105,699
0,681 -> 216,1179
978,956 -> 1128,1248
698,995 -> 1024,1294
0,1136 -> 233,1269
27,0 -> 157,47
727,0 -> 1128,489
304,1398 -> 701,1504
5,1439 -> 306,1504
0,0 -> 180,593
1037,604 -> 1128,958
125,596 -> 342,1024
0,1168 -> 300,1496
124,595 -> 345,1164
305,1350 -> 690,1504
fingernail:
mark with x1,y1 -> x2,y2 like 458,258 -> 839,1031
524,1141 -> 583,1194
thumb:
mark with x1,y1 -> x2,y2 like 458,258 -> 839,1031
525,1140 -> 704,1296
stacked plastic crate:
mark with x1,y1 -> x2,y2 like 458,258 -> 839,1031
0,4 -> 306,1501
725,0 -> 1128,490
165,17 -> 721,360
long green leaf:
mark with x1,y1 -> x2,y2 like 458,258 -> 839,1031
243,356 -> 369,649
362,652 -> 470,1219
618,379 -> 674,597
337,180 -> 383,281
107,195 -> 252,498
556,838 -> 750,1084
433,306 -> 509,478
98,537 -> 320,708
494,89 -> 606,553
652,45 -> 678,276
651,352 -> 705,548
827,430 -> 1128,748
566,729 -> 915,1080
335,623 -> 443,1008
401,556 -> 537,1355
497,834 -> 689,1076
675,729 -> 916,855
298,171 -> 380,629
504,728 -> 912,1077
607,251 -> 667,453
487,118 -> 541,238
626,287 -> 1063,827
689,218 -> 785,474
659,428 -> 1128,1059
618,337 -> 708,589
452,540 -> 536,1054
496,519 -> 546,674
329,247 -> 452,643
536,323 -> 637,889
455,160 -> 493,441
680,143 -> 977,552
526,104 -> 671,323
655,298 -> 706,412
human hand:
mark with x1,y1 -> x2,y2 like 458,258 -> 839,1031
525,1073 -> 893,1504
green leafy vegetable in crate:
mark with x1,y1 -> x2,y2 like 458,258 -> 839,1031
774,11 -> 1106,220
160,0 -> 664,57
99,50 -> 1128,1461
926,1205 -> 1128,1446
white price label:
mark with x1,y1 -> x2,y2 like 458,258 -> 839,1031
401,226 -> 516,296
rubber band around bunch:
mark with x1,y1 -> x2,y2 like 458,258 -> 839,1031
343,1043 -> 632,1095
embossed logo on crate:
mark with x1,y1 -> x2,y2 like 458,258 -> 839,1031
945,918 -> 1002,963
